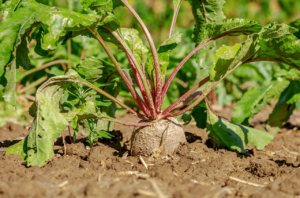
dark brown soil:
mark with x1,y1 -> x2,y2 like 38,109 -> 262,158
0,107 -> 300,198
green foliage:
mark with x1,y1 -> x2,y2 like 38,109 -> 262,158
121,28 -> 149,67
26,85 -> 69,167
209,23 -> 300,83
147,31 -> 182,80
186,0 -> 226,44
75,56 -> 116,82
232,80 -> 289,126
84,119 -> 114,148
289,19 -> 300,39
207,107 -> 274,152
182,101 -> 207,129
0,0 -> 99,106
5,138 -> 27,160
80,0 -> 123,11
0,101 -> 29,127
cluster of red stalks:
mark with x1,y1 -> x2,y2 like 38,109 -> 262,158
85,0 -> 211,125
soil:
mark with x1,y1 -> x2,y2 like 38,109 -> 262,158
0,107 -> 300,198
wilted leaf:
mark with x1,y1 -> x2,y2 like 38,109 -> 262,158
26,85 -> 69,167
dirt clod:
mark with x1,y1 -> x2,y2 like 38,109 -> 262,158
66,142 -> 87,158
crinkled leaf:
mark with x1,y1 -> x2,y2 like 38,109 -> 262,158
198,19 -> 262,45
80,0 -> 123,11
209,23 -> 300,84
26,85 -> 68,167
186,0 -> 226,44
80,0 -> 113,11
275,68 -> 300,81
232,79 -> 290,126
0,0 -> 99,106
194,19 -> 262,68
206,106 -> 274,152
209,43 -> 241,81
75,56 -> 116,82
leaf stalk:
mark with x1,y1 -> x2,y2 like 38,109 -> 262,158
120,0 -> 163,113
88,27 -> 150,117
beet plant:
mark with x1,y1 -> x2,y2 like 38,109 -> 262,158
2,0 -> 300,167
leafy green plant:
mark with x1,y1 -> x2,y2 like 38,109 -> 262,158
2,0 -> 300,167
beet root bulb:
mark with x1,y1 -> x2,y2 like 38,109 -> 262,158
131,117 -> 187,156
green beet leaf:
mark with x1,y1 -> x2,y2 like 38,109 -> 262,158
266,103 -> 296,134
277,81 -> 300,105
209,23 -> 300,84
194,19 -> 262,70
289,19 -> 300,39
75,56 -> 116,82
80,0 -> 123,11
206,107 -> 274,152
209,23 -> 300,129
232,79 -> 290,126
147,31 -> 182,80
26,85 -> 69,167
6,138 -> 28,160
186,0 -> 226,44
197,19 -> 262,45
121,28 -> 149,67
182,101 -> 207,129
0,0 -> 99,106
0,101 -> 29,127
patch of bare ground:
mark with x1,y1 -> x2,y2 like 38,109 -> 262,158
0,107 -> 299,198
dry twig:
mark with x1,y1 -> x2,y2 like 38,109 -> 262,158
150,179 -> 166,198
137,189 -> 156,197
229,176 -> 266,187
282,145 -> 299,155
139,155 -> 148,170
62,133 -> 66,156
57,181 -> 68,187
